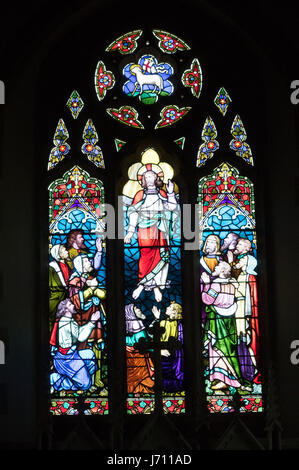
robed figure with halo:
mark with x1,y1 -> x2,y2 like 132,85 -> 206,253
123,148 -> 179,303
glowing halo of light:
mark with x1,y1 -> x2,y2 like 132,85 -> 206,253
137,163 -> 164,181
122,180 -> 142,199
159,162 -> 174,182
141,148 -> 160,165
124,149 -> 175,198
128,162 -> 143,180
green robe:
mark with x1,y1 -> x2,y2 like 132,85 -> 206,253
203,305 -> 242,384
49,266 -> 67,331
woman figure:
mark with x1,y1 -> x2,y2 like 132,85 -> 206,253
201,261 -> 244,393
125,303 -> 155,395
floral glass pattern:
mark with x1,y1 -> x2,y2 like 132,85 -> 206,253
196,117 -> 219,167
230,115 -> 254,166
181,58 -> 202,98
214,87 -> 232,116
48,119 -> 70,171
81,119 -> 105,168
152,30 -> 190,54
155,105 -> 191,129
66,90 -> 84,119
94,61 -> 115,102
105,30 -> 142,55
106,106 -> 144,129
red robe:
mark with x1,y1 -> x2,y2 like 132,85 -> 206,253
248,274 -> 261,384
131,189 -> 169,283
126,346 -> 154,393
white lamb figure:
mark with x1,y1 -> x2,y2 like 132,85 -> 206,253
130,64 -> 163,96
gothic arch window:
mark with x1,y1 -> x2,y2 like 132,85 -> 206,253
45,25 -> 265,423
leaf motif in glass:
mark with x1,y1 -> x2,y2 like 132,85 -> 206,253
181,58 -> 202,98
123,54 -> 174,105
155,105 -> 191,129
152,30 -> 190,54
196,117 -> 219,167
230,115 -> 254,165
105,30 -> 142,55
66,90 -> 84,119
48,119 -> 70,171
81,119 -> 105,168
214,87 -> 231,116
94,61 -> 115,102
106,106 -> 144,129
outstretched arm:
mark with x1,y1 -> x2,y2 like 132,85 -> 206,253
93,237 -> 103,270
164,180 -> 177,211
124,208 -> 139,244
201,282 -> 220,305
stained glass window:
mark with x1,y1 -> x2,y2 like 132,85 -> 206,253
198,163 -> 262,413
214,87 -> 231,116
155,105 -> 191,129
230,115 -> 254,165
122,54 -> 174,105
123,148 -> 185,415
46,26 -> 264,422
152,30 -> 190,54
105,30 -> 143,54
66,90 -> 84,119
181,58 -> 202,98
81,119 -> 105,168
94,61 -> 115,102
48,119 -> 70,171
49,166 -> 108,415
196,117 -> 219,167
106,106 -> 144,129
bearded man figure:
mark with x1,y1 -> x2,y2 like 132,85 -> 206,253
66,229 -> 103,272
49,244 -> 72,330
